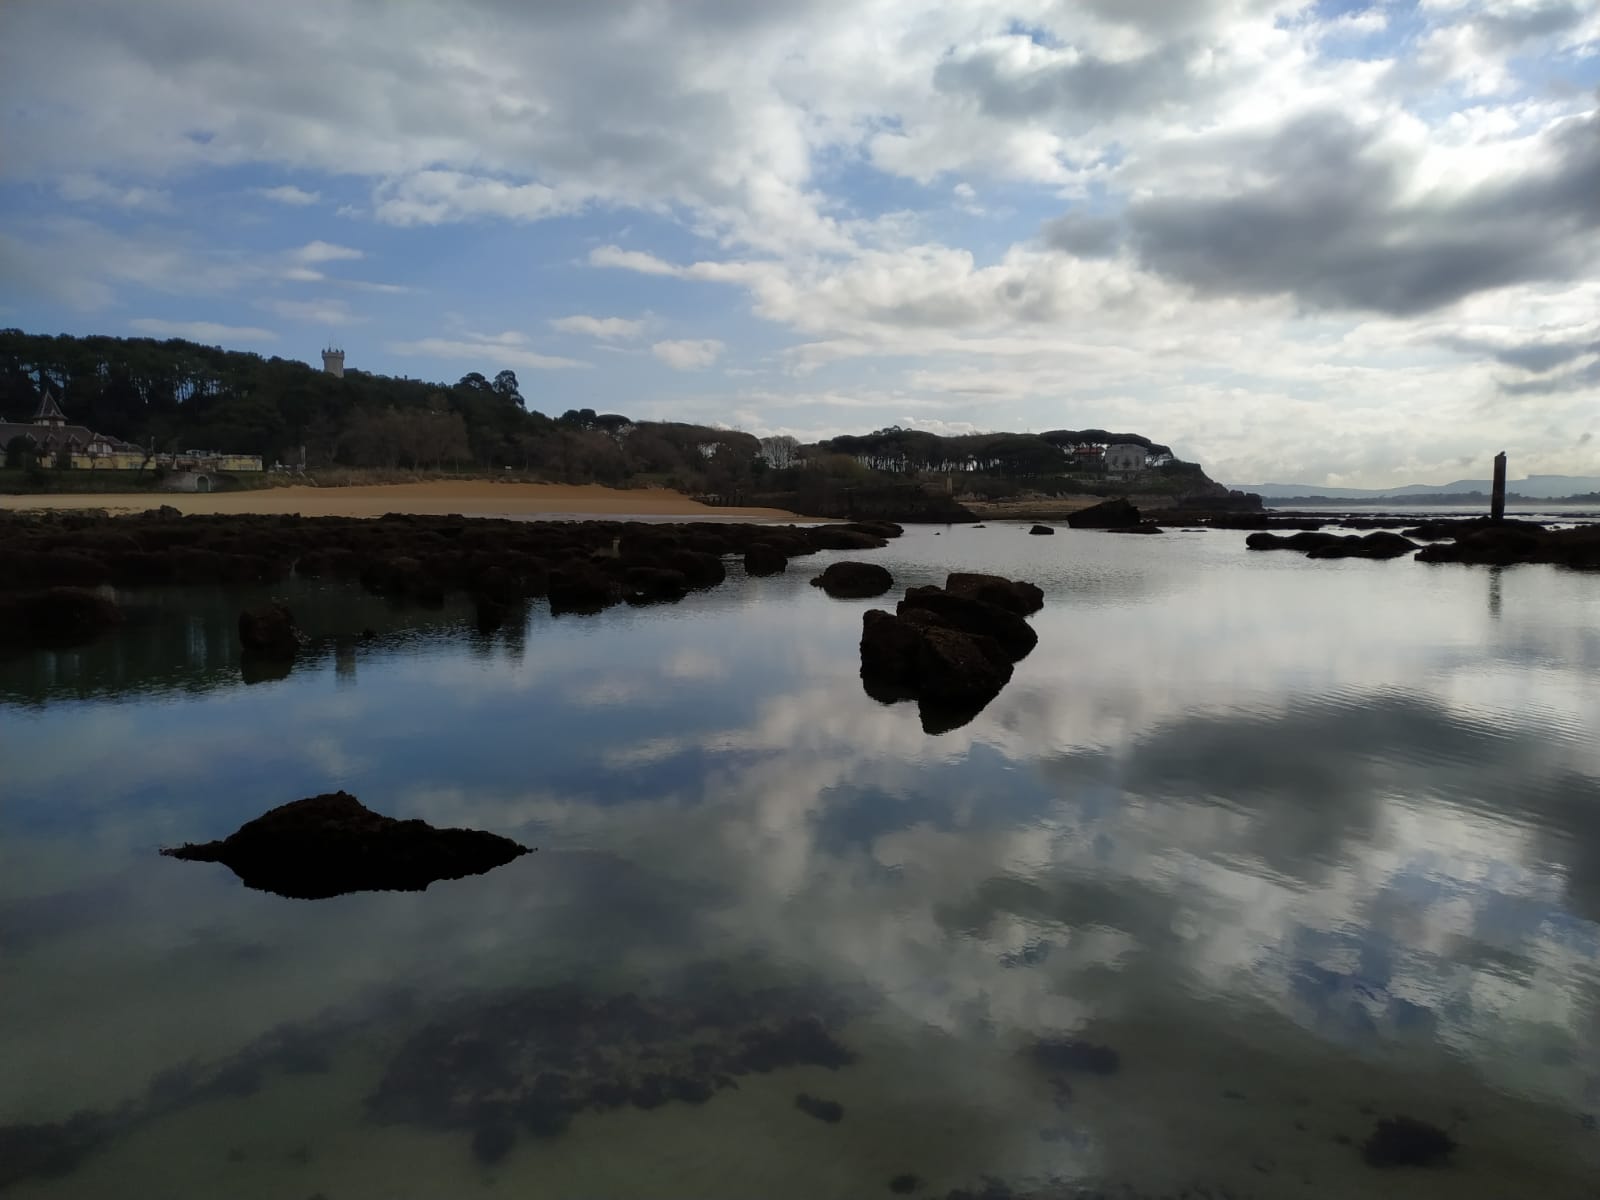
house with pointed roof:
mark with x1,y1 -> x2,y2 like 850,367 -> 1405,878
1,391 -> 149,469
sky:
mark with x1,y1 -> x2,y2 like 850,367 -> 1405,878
0,0 -> 1597,488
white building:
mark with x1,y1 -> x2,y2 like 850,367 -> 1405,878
322,346 -> 345,377
1105,443 -> 1148,477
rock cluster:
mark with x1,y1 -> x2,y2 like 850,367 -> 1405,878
1245,530 -> 1419,559
160,791 -> 531,899
0,511 -> 902,651
859,571 -> 1043,733
811,560 -> 895,598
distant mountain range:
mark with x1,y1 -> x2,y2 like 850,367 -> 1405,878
1228,474 -> 1600,500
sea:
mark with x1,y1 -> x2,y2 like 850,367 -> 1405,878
3,520 -> 1599,1199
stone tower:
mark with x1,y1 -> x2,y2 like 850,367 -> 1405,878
322,345 -> 345,378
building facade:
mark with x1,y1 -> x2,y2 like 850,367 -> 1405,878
1,392 -> 263,472
1105,443 -> 1149,477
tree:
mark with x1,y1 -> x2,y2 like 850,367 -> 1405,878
5,435 -> 35,469
759,434 -> 801,469
492,370 -> 524,408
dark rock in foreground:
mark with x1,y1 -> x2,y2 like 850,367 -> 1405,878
811,560 -> 894,598
1029,1037 -> 1121,1076
1362,1115 -> 1456,1167
860,572 -> 1041,733
944,572 -> 1044,616
238,601 -> 302,658
160,791 -> 531,899
0,587 -> 122,651
1028,524 -> 1054,535
1067,498 -> 1141,528
794,1093 -> 845,1123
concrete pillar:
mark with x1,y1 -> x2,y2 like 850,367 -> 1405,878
1491,452 -> 1507,522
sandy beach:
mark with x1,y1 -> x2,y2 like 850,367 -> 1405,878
0,481 -> 806,521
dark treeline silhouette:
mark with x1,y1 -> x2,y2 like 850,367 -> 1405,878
0,331 -> 1218,499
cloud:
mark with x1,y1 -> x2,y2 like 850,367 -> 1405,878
1124,108 -> 1600,316
256,184 -> 320,206
129,318 -> 278,342
588,246 -> 683,276
551,314 -> 646,340
387,337 -> 588,370
291,240 -> 363,264
372,171 -> 577,226
652,339 -> 726,370
58,175 -> 172,211
260,298 -> 362,326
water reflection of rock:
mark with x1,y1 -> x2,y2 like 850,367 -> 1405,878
368,970 -> 858,1163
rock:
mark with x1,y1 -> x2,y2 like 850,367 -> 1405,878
744,544 -> 788,576
238,602 -> 302,659
898,588 -> 1037,662
811,561 -> 893,598
860,608 -> 1013,728
0,1113 -> 116,1191
547,564 -> 622,615
1029,1038 -> 1120,1076
944,572 -> 1045,616
623,567 -> 690,606
1067,497 -> 1141,528
1246,531 -> 1341,553
1362,1116 -> 1456,1167
1106,524 -> 1163,534
842,520 -> 904,539
1028,524 -> 1055,535
160,791 -> 531,899
0,587 -> 122,651
794,1093 -> 844,1124
889,1174 -> 921,1194
806,525 -> 890,551
1305,531 -> 1418,560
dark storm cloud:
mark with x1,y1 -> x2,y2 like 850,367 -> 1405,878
1501,356 -> 1600,394
933,40 -> 1203,121
1441,333 -> 1600,373
1123,108 -> 1600,315
1040,211 -> 1121,257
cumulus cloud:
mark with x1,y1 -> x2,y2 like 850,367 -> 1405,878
551,315 -> 646,340
261,298 -> 363,326
291,240 -> 363,264
652,339 -> 726,370
129,318 -> 278,342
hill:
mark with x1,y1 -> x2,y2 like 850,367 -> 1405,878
1233,475 -> 1600,501
0,330 -> 1231,507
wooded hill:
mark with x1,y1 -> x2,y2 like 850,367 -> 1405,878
0,330 -> 1221,499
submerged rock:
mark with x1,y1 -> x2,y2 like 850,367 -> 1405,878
238,601 -> 302,658
0,587 -> 122,651
160,791 -> 531,899
1362,1115 -> 1456,1167
1028,524 -> 1055,536
811,560 -> 894,599
795,1093 -> 845,1123
1029,1037 -> 1121,1076
367,976 -> 857,1161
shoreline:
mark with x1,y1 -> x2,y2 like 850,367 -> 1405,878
0,481 -> 807,522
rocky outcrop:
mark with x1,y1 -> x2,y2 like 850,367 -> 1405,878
547,564 -> 623,615
160,791 -> 531,899
1246,531 -> 1418,559
811,561 -> 893,599
1362,1115 -> 1456,1167
1417,522 -> 1600,569
1028,524 -> 1055,535
744,544 -> 788,576
944,572 -> 1045,616
860,572 -> 1042,733
1066,498 -> 1142,529
238,602 -> 302,658
0,587 -> 122,651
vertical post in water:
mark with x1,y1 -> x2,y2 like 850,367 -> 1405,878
1491,451 -> 1507,522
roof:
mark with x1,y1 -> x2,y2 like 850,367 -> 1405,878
0,422 -> 142,453
31,392 -> 68,423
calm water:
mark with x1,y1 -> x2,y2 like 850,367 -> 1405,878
4,524 -> 1600,1198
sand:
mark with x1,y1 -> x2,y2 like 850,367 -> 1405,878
0,481 -> 807,521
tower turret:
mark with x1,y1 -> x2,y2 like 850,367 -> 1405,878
322,346 -> 345,378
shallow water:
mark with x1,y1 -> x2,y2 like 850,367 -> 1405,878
4,524 -> 1600,1198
